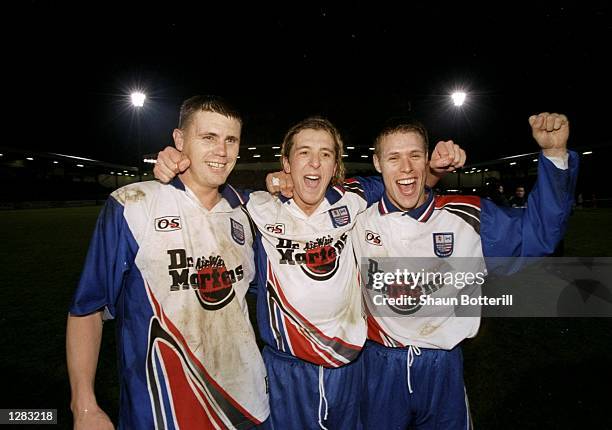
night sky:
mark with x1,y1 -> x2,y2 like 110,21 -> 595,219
7,2 -> 612,167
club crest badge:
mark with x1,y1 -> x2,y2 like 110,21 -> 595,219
230,218 -> 245,245
329,205 -> 350,227
433,232 -> 454,257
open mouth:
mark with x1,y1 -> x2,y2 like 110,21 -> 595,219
304,175 -> 321,189
206,161 -> 226,170
396,178 -> 417,195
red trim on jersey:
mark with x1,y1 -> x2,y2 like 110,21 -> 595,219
434,195 -> 481,209
192,376 -> 227,429
158,342 -> 221,429
333,184 -> 346,195
378,198 -> 389,215
266,262 -> 361,367
146,285 -> 261,425
366,316 -> 405,348
417,198 -> 436,222
268,263 -> 361,351
282,315 -> 344,367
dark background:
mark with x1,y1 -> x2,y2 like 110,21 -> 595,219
4,2 -> 611,165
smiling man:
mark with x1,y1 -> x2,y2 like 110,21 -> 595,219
66,96 -> 269,430
353,114 -> 578,429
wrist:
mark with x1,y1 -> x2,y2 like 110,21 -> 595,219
70,394 -> 99,415
542,148 -> 567,158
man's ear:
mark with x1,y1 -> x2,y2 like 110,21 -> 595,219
172,129 -> 184,151
373,154 -> 382,174
282,156 -> 291,174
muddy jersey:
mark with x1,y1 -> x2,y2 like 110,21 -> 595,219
70,178 -> 268,430
246,178 -> 383,367
354,152 -> 579,350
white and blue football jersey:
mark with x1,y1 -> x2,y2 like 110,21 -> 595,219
246,178 -> 383,367
354,152 -> 579,350
70,178 -> 269,430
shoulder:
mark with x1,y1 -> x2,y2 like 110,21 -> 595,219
434,195 -> 481,210
247,190 -> 277,207
110,180 -> 164,206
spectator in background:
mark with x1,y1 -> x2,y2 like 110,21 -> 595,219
510,185 -> 528,208
485,181 -> 511,207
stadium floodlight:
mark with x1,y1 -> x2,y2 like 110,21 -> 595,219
26,157 -> 34,161
272,146 -> 281,149
346,146 -> 355,150
361,155 -> 368,158
131,92 -> 146,107
248,147 -> 257,150
582,151 -> 593,155
451,91 -> 467,107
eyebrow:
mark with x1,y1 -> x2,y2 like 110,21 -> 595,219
198,131 -> 219,137
198,131 -> 239,140
385,149 -> 425,156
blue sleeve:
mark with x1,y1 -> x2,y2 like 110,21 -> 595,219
69,197 -> 137,318
346,176 -> 385,207
481,151 -> 579,257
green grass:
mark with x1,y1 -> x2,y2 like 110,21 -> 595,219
0,206 -> 611,429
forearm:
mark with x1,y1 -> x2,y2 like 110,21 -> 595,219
66,311 -> 104,412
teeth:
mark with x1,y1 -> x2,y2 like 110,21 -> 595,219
397,178 -> 416,185
206,162 -> 226,168
305,175 -> 320,180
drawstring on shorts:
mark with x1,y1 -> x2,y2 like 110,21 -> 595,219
406,345 -> 422,394
318,365 -> 329,429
